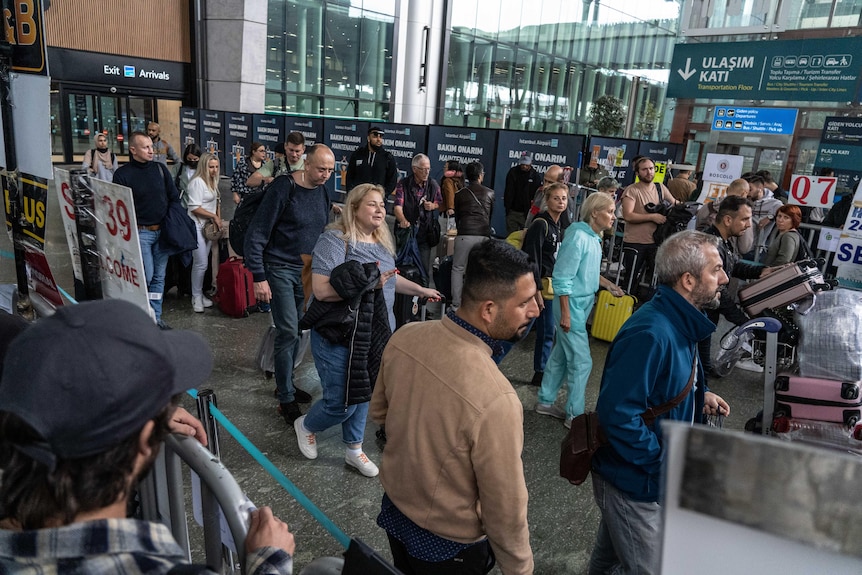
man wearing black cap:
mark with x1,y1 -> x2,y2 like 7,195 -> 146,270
504,151 -> 542,235
345,126 -> 398,194
0,300 -> 296,574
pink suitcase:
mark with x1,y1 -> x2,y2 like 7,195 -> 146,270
773,374 -> 862,428
738,259 -> 833,316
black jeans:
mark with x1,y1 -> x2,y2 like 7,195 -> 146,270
387,533 -> 496,575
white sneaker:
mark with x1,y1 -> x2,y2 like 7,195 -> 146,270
202,295 -> 213,308
736,358 -> 764,373
536,403 -> 566,420
345,450 -> 379,477
192,296 -> 205,313
294,415 -> 318,459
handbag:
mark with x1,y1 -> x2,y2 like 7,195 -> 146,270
419,186 -> 441,248
202,220 -> 224,241
560,355 -> 697,485
541,277 -> 554,300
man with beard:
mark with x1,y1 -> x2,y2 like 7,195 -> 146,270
589,231 -> 730,575
346,126 -> 398,195
371,240 -> 538,575
619,157 -> 678,295
699,195 -> 768,376
0,300 -> 296,574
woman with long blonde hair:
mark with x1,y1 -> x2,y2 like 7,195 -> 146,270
186,152 -> 222,312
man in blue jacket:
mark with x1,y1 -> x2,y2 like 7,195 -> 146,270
589,230 -> 731,575
244,145 -> 335,425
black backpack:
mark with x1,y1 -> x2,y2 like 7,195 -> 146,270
229,175 -> 295,256
653,202 -> 699,246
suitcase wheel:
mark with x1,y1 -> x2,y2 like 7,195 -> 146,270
841,382 -> 860,401
844,411 -> 859,428
774,403 -> 790,419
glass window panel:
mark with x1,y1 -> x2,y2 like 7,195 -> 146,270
358,14 -> 393,101
68,94 -> 96,155
50,89 -> 64,162
451,0 -> 478,30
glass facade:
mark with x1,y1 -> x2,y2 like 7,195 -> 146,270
266,0 -> 395,120
443,0 -> 681,137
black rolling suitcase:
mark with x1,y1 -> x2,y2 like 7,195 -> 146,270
394,264 -> 426,329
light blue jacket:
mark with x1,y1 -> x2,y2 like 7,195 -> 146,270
551,221 -> 602,299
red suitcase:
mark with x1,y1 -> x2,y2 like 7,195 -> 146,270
216,257 -> 257,318
738,259 -> 833,316
773,374 -> 862,428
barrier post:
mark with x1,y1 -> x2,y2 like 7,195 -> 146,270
196,389 -> 241,574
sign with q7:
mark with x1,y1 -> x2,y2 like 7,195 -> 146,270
667,37 -> 862,103
788,175 -> 838,209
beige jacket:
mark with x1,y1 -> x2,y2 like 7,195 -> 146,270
370,317 -> 533,574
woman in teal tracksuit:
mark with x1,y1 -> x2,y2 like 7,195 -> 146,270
536,192 -> 623,426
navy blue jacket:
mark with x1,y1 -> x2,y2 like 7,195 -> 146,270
592,285 -> 716,502
243,176 -> 330,282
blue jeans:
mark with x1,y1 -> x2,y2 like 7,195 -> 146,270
304,330 -> 369,445
589,473 -> 661,575
139,229 -> 169,321
533,299 -> 556,372
266,263 -> 305,404
538,295 -> 593,418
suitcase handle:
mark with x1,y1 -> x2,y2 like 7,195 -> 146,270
791,294 -> 816,316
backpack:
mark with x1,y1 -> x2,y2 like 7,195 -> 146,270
792,229 -> 814,262
652,202 -> 699,246
228,174 -> 295,257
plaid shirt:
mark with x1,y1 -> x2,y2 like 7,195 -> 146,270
0,518 -> 293,574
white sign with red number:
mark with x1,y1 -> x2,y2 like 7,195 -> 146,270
835,179 -> 862,289
788,175 -> 838,208
52,168 -> 84,283
90,179 -> 152,318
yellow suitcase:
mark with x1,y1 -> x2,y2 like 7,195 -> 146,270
591,289 -> 636,342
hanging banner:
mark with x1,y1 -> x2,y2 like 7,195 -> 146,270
324,119 -> 369,198
284,116 -> 323,145
427,126 -> 497,186
252,114 -> 285,162
199,110 -> 225,161
583,137 -> 640,186
492,130 -> 585,236
224,112 -> 252,176
179,107 -> 199,150
90,179 -> 152,317
381,123 -> 429,185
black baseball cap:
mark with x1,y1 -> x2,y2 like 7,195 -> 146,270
0,300 -> 213,467
368,126 -> 385,136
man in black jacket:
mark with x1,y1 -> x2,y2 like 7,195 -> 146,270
244,145 -> 336,425
700,195 -> 767,376
345,126 -> 398,195
503,151 -> 541,234
452,161 -> 494,309
113,131 -> 181,330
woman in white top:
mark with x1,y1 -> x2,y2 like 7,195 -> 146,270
186,152 -> 222,312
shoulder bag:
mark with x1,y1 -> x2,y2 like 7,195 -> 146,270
560,355 -> 697,485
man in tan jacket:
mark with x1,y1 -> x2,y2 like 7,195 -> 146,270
371,240 -> 538,575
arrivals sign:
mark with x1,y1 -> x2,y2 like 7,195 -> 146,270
668,37 -> 862,103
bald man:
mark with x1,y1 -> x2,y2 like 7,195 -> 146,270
695,178 -> 749,232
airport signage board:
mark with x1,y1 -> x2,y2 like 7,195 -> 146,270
180,107 -> 199,150
223,113 -> 252,176
324,119 -> 369,198
284,116 -> 323,145
710,106 -> 798,135
199,110 -> 225,164
668,37 -> 862,102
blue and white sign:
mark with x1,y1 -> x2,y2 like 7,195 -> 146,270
711,107 -> 798,135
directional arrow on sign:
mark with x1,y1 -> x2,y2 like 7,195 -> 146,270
678,58 -> 696,81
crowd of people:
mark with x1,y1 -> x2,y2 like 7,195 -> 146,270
7,130 -> 845,574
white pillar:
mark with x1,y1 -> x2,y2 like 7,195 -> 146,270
392,0 -> 446,124
203,0 -> 268,113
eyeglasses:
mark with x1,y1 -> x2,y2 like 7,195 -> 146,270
369,132 -> 384,138
415,166 -> 431,172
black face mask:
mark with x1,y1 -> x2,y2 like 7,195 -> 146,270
187,160 -> 199,169
96,145 -> 108,152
